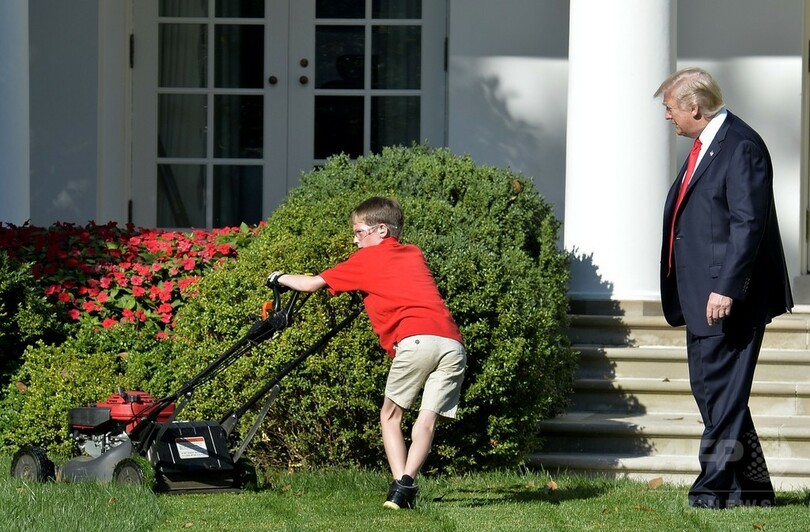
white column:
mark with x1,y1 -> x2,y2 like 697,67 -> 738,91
564,0 -> 675,302
0,0 -> 30,224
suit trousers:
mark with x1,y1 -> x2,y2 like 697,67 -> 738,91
685,326 -> 775,508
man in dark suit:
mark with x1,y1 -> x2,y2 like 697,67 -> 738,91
655,68 -> 793,509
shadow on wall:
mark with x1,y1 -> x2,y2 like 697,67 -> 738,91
475,74 -> 567,221
450,65 -> 568,226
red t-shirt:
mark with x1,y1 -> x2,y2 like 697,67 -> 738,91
320,238 -> 462,358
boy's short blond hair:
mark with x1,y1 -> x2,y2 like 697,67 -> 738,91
351,197 -> 403,238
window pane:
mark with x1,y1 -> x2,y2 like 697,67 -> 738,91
215,0 -> 264,18
371,96 -> 419,152
315,96 -> 363,159
160,0 -> 208,17
372,26 -> 420,89
159,24 -> 207,88
316,26 -> 365,89
214,166 -> 263,226
316,0 -> 364,19
215,25 -> 264,88
157,164 -> 206,228
214,95 -> 263,158
158,94 -> 207,158
372,0 -> 421,19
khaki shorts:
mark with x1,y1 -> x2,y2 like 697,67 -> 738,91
385,335 -> 467,419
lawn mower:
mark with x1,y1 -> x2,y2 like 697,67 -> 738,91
9,277 -> 362,492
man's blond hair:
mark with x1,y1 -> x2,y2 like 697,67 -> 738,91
654,67 -> 724,118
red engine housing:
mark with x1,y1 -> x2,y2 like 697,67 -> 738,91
70,390 -> 175,435
98,391 -> 175,433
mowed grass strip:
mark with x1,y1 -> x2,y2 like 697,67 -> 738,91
2,456 -> 809,531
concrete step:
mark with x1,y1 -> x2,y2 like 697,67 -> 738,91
569,312 -> 810,349
569,377 -> 810,417
526,452 -> 810,491
539,412 -> 810,458
575,346 -> 810,382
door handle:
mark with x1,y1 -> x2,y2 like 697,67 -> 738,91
268,75 -> 278,85
299,75 -> 309,85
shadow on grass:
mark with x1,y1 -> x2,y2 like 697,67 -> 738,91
431,482 -> 610,508
775,491 -> 810,507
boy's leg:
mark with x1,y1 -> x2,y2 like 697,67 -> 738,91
381,397 -> 420,509
381,400 -> 438,480
404,409 -> 438,479
380,396 -> 406,480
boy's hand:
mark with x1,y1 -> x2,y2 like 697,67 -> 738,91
267,270 -> 285,288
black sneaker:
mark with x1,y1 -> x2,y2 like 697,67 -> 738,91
383,479 -> 418,509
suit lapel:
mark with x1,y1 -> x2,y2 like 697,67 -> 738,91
682,111 -> 733,195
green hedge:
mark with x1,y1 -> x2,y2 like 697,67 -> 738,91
1,146 -> 576,471
0,251 -> 70,387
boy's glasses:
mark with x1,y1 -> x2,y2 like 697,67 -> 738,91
353,225 -> 381,240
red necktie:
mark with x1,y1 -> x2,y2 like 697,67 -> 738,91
667,138 -> 702,274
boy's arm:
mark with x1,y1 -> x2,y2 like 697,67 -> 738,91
276,273 -> 327,293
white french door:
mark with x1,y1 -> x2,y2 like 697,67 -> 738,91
132,0 -> 446,229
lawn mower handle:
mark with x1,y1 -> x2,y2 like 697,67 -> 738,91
128,280 -> 311,451
222,291 -> 364,461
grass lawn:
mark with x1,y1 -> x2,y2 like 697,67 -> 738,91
2,455 -> 809,531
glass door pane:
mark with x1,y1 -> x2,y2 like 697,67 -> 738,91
372,0 -> 421,19
160,0 -> 208,17
316,0 -> 364,19
157,164 -> 206,227
214,165 -> 262,227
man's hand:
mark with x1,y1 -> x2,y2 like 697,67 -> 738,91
706,292 -> 733,326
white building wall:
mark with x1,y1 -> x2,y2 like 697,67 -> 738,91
28,0 -> 99,225
0,0 -> 30,225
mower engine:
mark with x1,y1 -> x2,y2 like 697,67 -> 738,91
69,389 -> 175,457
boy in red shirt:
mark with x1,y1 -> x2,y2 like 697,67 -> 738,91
270,196 -> 466,509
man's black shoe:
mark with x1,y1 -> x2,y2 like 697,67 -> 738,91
689,496 -> 721,509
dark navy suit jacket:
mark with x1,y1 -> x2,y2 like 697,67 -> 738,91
660,111 -> 793,336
